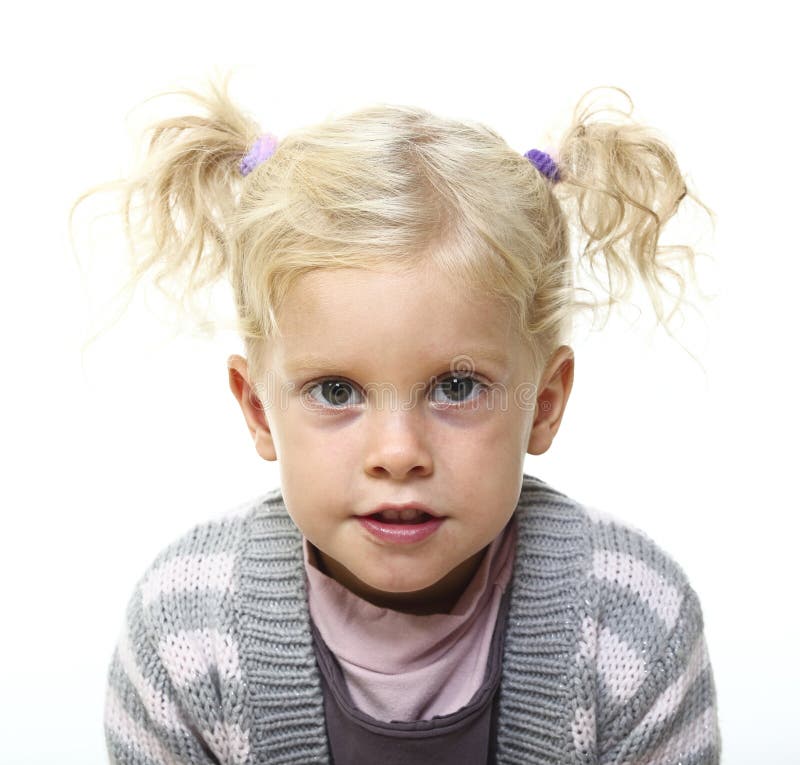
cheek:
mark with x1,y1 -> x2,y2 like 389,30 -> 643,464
278,412 -> 357,480
423,416 -> 527,487
441,408 -> 527,454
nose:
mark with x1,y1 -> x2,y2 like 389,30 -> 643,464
363,406 -> 433,479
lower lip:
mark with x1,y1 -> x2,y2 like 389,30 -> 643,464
357,515 -> 445,544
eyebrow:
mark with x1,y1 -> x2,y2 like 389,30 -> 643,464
283,347 -> 511,374
283,357 -> 344,373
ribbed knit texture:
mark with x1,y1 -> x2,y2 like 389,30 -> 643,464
104,475 -> 720,764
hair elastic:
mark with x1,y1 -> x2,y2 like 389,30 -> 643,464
239,133 -> 279,176
524,148 -> 560,183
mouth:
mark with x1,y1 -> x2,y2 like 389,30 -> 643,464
359,502 -> 441,525
356,504 -> 446,544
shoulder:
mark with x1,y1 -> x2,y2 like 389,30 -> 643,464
525,474 -> 705,649
518,472 -> 696,603
516,477 -> 714,754
106,491 -> 286,763
585,502 -> 694,624
564,491 -> 710,750
131,486 -> 285,635
149,484 -> 285,556
581,499 -> 706,690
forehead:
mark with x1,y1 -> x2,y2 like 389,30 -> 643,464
273,265 -> 523,371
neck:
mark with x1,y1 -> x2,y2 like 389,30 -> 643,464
311,544 -> 488,616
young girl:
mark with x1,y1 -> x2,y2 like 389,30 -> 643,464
81,75 -> 721,764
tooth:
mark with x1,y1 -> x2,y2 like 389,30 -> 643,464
400,508 -> 421,521
379,509 -> 401,521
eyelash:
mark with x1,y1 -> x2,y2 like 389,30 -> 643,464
301,373 -> 490,411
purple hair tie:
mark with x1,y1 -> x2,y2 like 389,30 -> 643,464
239,133 -> 279,176
524,148 -> 560,183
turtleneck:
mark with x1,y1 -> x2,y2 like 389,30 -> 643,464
301,515 -> 518,722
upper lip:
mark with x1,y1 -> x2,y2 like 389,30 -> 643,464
360,502 -> 441,518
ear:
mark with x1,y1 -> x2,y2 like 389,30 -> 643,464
227,354 -> 277,462
527,345 -> 575,456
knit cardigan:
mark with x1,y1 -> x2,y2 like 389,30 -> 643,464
104,474 -> 721,764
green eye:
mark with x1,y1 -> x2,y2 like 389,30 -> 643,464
432,375 -> 484,404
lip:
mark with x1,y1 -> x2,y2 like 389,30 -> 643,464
360,502 -> 442,518
357,515 -> 445,544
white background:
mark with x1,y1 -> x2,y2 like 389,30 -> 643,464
1,1 -> 797,762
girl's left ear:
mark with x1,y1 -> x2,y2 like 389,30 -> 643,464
227,354 -> 278,462
527,346 -> 575,456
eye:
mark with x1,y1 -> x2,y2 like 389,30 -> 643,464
431,374 -> 486,406
304,379 -> 363,409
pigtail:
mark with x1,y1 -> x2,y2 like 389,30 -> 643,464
554,87 -> 712,330
70,72 -> 260,337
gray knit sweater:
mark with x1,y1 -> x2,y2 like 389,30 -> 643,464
104,474 -> 720,764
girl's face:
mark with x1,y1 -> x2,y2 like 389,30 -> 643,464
234,262 -> 569,614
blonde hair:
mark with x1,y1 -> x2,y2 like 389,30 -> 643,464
71,73 -> 712,383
